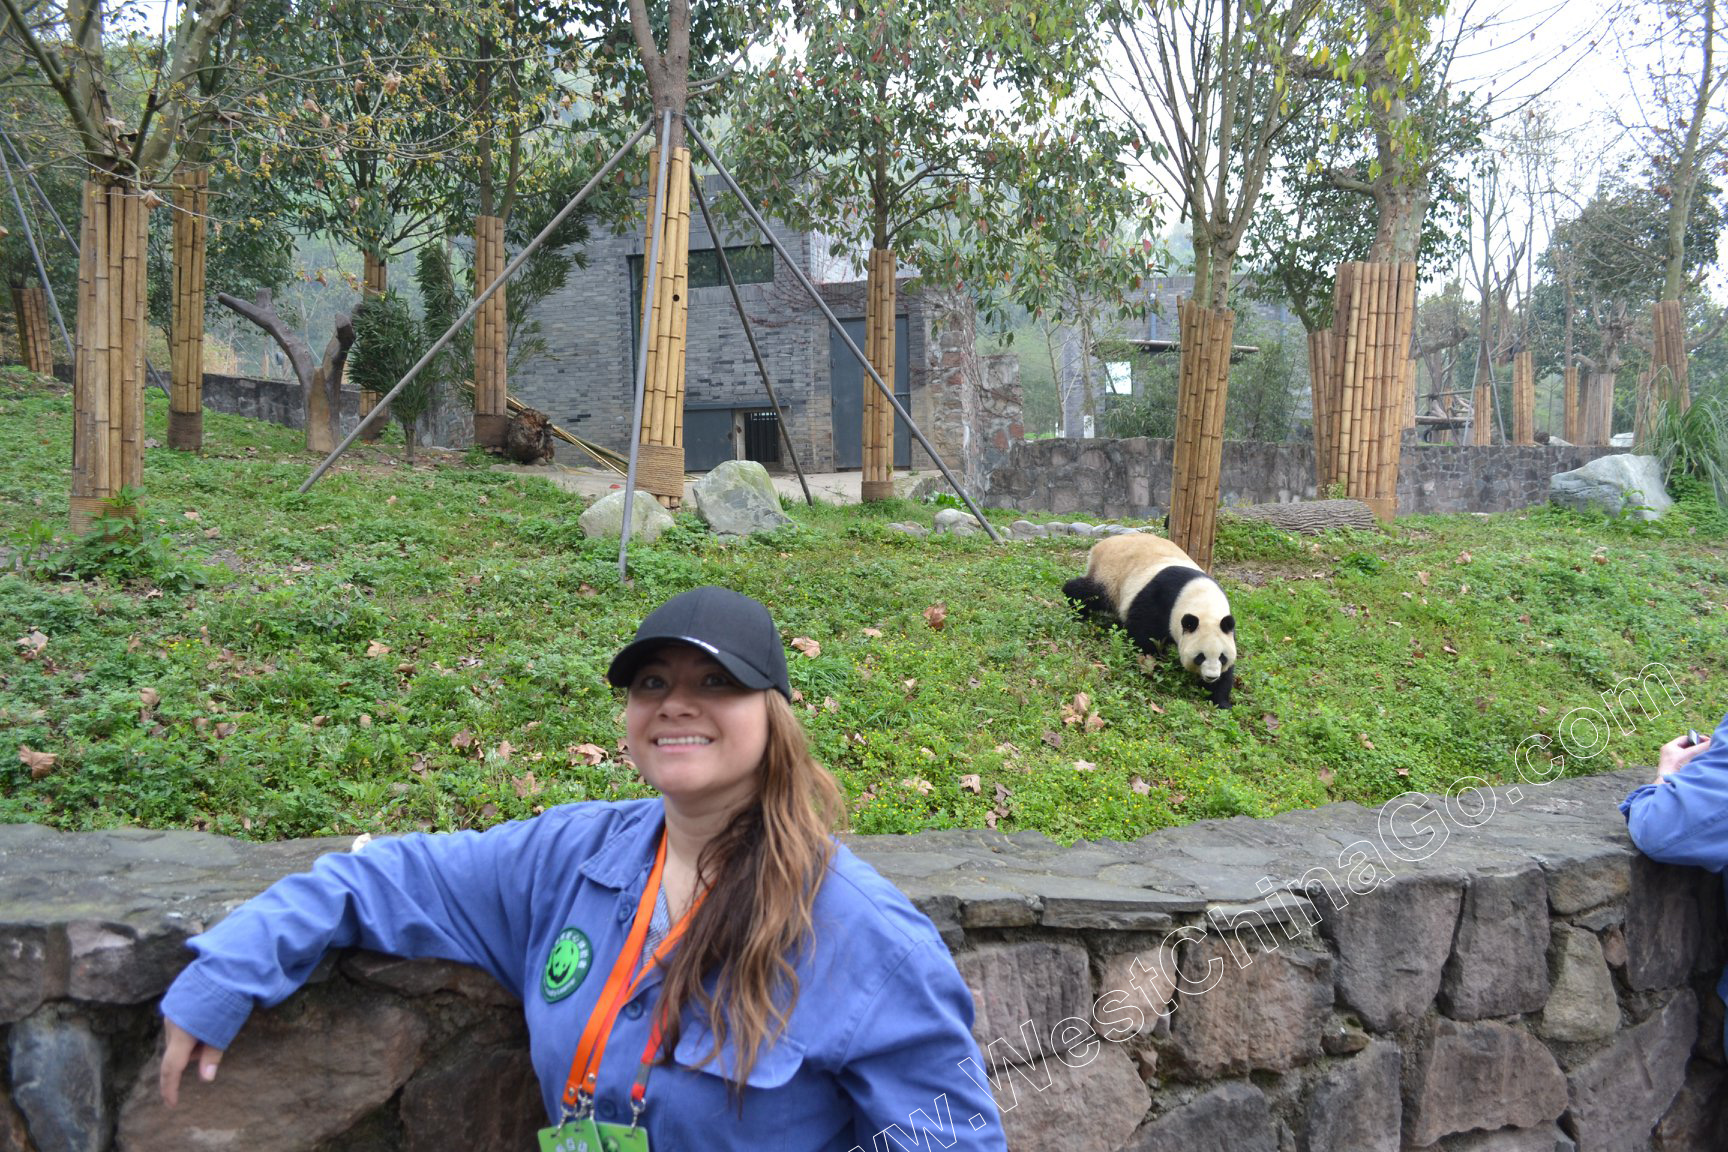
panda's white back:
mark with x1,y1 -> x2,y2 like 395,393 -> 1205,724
1085,534 -> 1204,619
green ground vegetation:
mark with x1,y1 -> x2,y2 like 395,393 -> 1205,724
3,369 -> 1726,844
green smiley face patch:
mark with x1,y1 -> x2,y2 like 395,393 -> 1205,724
542,927 -> 593,1003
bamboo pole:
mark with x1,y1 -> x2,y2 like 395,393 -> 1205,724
862,247 -> 897,502
1169,299 -> 1232,571
19,279 -> 52,375
1563,364 -> 1580,444
636,145 -> 692,508
168,167 -> 208,451
1308,327 -> 1332,490
1337,264 -> 1366,491
473,214 -> 508,447
357,252 -> 388,440
70,179 -> 146,532
1512,349 -> 1534,445
1651,299 -> 1688,415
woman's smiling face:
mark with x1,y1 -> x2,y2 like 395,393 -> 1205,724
625,644 -> 770,816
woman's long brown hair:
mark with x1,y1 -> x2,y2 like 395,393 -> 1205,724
653,691 -> 847,1090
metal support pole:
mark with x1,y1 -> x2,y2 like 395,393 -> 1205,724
618,110 -> 675,581
686,125 -> 1001,543
0,138 -> 72,360
692,177 -> 813,506
299,117 -> 655,494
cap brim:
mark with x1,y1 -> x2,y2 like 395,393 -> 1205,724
607,636 -> 779,693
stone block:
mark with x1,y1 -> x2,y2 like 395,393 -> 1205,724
0,925 -> 60,1025
1564,988 -> 1696,1152
989,1046 -> 1147,1152
1654,1062 -> 1728,1151
1442,1127 -> 1577,1151
399,1043 -> 541,1152
1541,852 -> 1631,915
117,990 -> 428,1152
0,1087 -> 28,1152
1441,867 -> 1551,1020
1303,1040 -> 1401,1152
64,920 -> 194,1006
577,489 -> 675,542
1168,936 -> 1331,1079
1317,873 -> 1463,1033
1096,945 -> 1179,1040
1124,1082 -> 1277,1152
340,952 -> 518,1006
1536,926 -> 1618,1044
1403,1019 -> 1567,1147
8,1006 -> 105,1152
1624,856 -> 1703,991
954,941 -> 1094,1065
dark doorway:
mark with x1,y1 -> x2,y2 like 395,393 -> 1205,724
830,316 -> 911,471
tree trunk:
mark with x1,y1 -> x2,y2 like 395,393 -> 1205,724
216,289 -> 354,453
636,141 -> 692,508
472,214 -> 509,448
69,178 -> 148,533
1169,300 -> 1234,570
1312,262 -> 1415,521
1581,372 -> 1614,445
357,252 -> 388,441
168,166 -> 208,451
861,247 -> 897,501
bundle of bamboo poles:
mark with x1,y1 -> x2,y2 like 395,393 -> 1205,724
1581,372 -> 1614,445
861,247 -> 897,503
1634,368 -> 1658,448
70,179 -> 147,533
1168,298 -> 1235,571
1512,349 -> 1535,445
636,145 -> 693,508
1563,364 -> 1581,444
14,279 -> 52,376
357,252 -> 389,440
1651,299 -> 1689,414
169,167 -> 208,451
1314,262 -> 1416,522
472,215 -> 509,448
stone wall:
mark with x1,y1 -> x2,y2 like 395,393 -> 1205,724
984,435 -> 1622,519
3,768 -> 1721,1151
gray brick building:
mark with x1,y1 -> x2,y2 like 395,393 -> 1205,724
510,179 -> 967,478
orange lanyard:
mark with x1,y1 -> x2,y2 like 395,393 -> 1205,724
560,831 -> 700,1117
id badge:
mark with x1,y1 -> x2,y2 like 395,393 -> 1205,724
593,1121 -> 651,1152
537,1118 -> 604,1152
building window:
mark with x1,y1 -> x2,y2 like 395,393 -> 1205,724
629,246 -> 775,356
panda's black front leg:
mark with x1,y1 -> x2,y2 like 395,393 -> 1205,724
1209,666 -> 1235,709
1062,576 -> 1112,618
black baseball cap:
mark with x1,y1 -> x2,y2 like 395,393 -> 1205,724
607,586 -> 792,699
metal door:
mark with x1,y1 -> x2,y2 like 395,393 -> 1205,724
830,316 -> 911,470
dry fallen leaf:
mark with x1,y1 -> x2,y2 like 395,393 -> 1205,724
512,773 -> 542,799
1442,643 -> 1459,655
410,755 -> 430,776
1073,760 -> 1097,772
214,722 -> 237,739
790,636 -> 821,659
1147,701 -> 1166,715
902,776 -> 934,795
386,495 -> 398,506
959,774 -> 982,794
569,742 -> 607,766
1416,571 -> 1430,587
493,740 -> 515,763
312,715 -> 329,728
19,744 -> 56,779
1263,712 -> 1280,732
1041,730 -> 1063,750
16,630 -> 47,658
366,640 -> 391,658
451,729 -> 477,752
862,627 -> 883,639
1318,768 -> 1335,786
358,714 -> 372,729
140,687 -> 160,709
994,742 -> 1021,758
1456,551 -> 1472,564
182,510 -> 200,521
923,604 -> 948,631
1131,776 -> 1151,796
1084,713 -> 1106,732
823,697 -> 839,713
1358,734 -> 1375,750
984,810 -> 999,829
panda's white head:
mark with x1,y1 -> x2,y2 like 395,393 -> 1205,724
1172,577 -> 1236,687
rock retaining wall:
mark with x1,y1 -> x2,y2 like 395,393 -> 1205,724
984,436 -> 1622,519
2,768 -> 1722,1151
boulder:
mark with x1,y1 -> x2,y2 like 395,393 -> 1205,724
1564,988 -> 1697,1152
690,460 -> 792,536
1440,866 -> 1551,1020
577,489 -> 675,542
8,1006 -> 106,1152
1549,454 -> 1672,520
1303,1041 -> 1401,1152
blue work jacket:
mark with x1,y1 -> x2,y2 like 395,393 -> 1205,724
161,798 -> 1008,1151
1620,709 -> 1728,1036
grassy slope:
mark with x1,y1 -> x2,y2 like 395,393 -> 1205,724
3,369 -> 1726,843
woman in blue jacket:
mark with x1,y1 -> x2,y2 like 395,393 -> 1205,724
157,585 -> 1008,1152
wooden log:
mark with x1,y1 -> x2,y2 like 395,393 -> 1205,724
1225,498 -> 1380,534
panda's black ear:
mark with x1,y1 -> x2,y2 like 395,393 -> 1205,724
1181,613 -> 1199,634
1221,615 -> 1235,634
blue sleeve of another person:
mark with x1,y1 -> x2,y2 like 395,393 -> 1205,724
1621,710 -> 1728,870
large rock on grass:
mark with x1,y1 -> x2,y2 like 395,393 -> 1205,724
578,489 -> 675,542
691,460 -> 791,536
1549,454 -> 1671,520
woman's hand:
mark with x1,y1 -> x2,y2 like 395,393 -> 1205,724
159,1017 -> 225,1107
1656,732 -> 1712,782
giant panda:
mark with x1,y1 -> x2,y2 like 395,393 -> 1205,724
1063,534 -> 1237,708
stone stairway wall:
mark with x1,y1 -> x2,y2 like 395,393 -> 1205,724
2,768 -> 1721,1151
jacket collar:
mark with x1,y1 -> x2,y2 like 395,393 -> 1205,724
577,798 -> 666,890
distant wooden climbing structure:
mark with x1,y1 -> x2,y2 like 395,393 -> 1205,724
168,167 -> 208,451
636,144 -> 692,509
472,214 -> 509,448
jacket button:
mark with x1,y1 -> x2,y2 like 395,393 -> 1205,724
617,898 -> 636,922
623,1000 -> 644,1020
